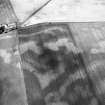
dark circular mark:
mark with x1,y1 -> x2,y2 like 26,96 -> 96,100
38,48 -> 59,73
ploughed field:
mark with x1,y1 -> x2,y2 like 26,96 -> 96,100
18,23 -> 105,105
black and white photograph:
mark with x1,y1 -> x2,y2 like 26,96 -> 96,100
0,0 -> 105,105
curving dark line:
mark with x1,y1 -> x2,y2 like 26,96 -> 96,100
68,25 -> 104,105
